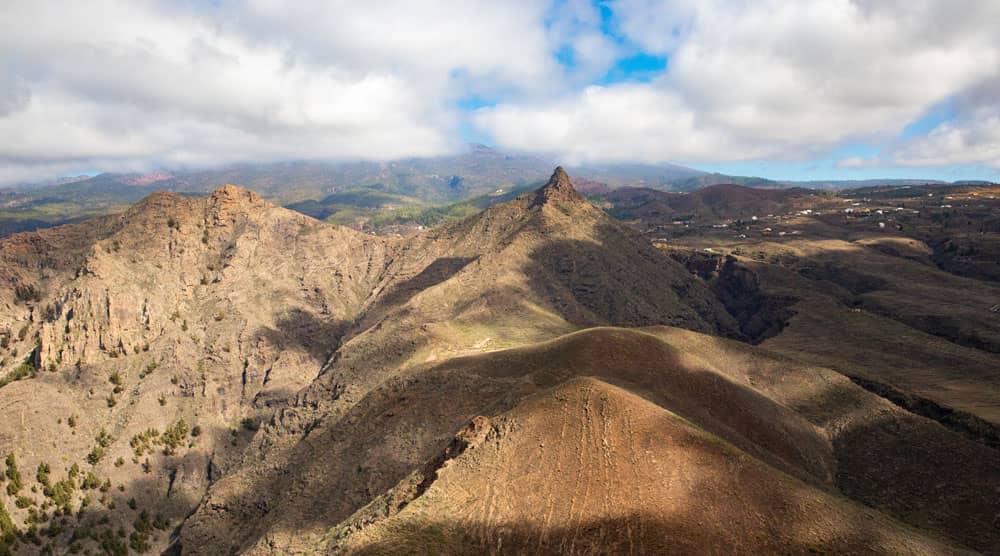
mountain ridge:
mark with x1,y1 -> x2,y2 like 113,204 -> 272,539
0,168 -> 996,555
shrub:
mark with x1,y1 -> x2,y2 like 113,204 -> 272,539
129,429 -> 159,457
108,372 -> 122,386
0,361 -> 36,389
43,479 -> 74,509
85,446 -> 104,466
81,472 -> 100,491
14,284 -> 41,303
36,463 -> 50,488
161,420 -> 189,456
5,454 -> 22,495
190,425 -> 202,438
139,361 -> 157,379
0,498 -> 16,547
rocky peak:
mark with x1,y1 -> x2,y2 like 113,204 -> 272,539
202,184 -> 270,227
209,184 -> 264,205
532,166 -> 585,207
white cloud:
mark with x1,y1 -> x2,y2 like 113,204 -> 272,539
892,115 -> 1000,169
2,0 -> 1000,183
477,0 -> 1000,166
0,0 -> 565,183
891,76 -> 1000,169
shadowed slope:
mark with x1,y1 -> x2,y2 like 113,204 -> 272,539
334,378 -> 966,555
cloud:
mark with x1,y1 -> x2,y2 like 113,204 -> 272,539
892,115 -> 1000,169
835,156 -> 880,169
890,76 -> 1000,169
1,0 -> 999,183
477,0 -> 1000,166
0,0 -> 566,183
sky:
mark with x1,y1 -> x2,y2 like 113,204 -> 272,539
1,0 -> 999,184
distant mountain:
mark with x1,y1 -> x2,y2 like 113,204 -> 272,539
1,147 -> 994,238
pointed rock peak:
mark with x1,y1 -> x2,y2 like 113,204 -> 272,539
533,166 -> 583,207
210,184 -> 263,204
207,184 -> 268,215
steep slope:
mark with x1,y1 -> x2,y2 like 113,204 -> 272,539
0,185 -> 397,554
333,378 -> 964,555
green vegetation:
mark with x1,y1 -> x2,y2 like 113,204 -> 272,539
5,454 -> 22,496
81,472 -> 100,491
0,497 -> 16,555
86,432 -> 109,467
0,360 -> 36,389
44,477 -> 75,509
161,419 -> 189,456
36,463 -> 50,488
129,429 -> 160,457
138,361 -> 156,379
240,417 -> 258,431
13,284 -> 41,303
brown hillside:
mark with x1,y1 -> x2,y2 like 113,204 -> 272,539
335,377 -> 965,555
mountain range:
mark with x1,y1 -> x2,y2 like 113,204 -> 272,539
0,168 -> 997,554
